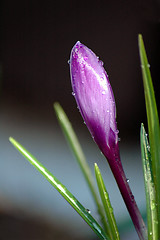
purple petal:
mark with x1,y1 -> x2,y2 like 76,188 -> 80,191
70,41 -> 119,161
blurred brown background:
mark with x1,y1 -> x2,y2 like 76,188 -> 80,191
0,1 -> 160,239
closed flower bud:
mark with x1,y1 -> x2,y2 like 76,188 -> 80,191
69,42 -> 147,239
70,41 -> 119,161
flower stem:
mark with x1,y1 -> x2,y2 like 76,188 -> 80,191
105,146 -> 147,240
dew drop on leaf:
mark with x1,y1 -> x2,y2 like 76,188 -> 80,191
86,209 -> 91,214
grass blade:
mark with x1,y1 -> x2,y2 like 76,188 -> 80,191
9,137 -> 110,240
53,102 -> 109,233
138,35 -> 160,230
95,163 -> 120,240
140,124 -> 158,240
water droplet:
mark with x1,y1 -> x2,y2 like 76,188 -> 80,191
116,130 -> 119,134
84,121 -> 86,125
99,60 -> 104,66
107,110 -> 109,113
149,232 -> 152,236
126,179 -> 129,183
147,64 -> 150,68
68,60 -> 70,64
154,220 -> 158,225
118,137 -> 121,142
147,145 -> 150,151
151,200 -> 156,210
72,92 -> 75,96
102,90 -> 106,95
74,47 -> 79,54
86,209 -> 91,214
92,222 -> 102,234
109,207 -> 113,213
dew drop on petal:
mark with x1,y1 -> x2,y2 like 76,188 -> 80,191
72,92 -> 76,96
102,90 -> 106,95
68,60 -> 70,64
99,60 -> 104,66
116,130 -> 119,134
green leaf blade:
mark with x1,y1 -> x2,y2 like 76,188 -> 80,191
53,102 -> 109,233
95,163 -> 120,240
9,137 -> 110,240
140,124 -> 158,240
138,34 -> 160,234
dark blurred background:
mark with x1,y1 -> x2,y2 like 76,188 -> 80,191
0,0 -> 160,239
1,0 -> 160,137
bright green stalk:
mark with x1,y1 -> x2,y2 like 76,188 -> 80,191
95,163 -> 120,240
138,35 -> 160,235
53,102 -> 109,234
9,137 -> 110,240
141,124 -> 158,240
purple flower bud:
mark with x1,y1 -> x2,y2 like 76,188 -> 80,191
70,41 -> 119,161
69,42 -> 147,239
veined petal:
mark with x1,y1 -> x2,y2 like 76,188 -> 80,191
70,41 -> 119,161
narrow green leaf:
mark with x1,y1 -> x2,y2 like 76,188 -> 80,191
140,124 -> 158,240
53,102 -> 109,233
9,137 -> 110,240
95,163 -> 120,240
138,34 -> 160,230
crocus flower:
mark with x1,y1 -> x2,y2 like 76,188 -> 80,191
70,41 -> 119,163
69,41 -> 147,240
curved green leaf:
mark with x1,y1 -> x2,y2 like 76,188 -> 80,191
95,163 -> 120,240
9,137 -> 110,240
53,102 -> 109,233
138,35 -> 160,233
140,124 -> 158,240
